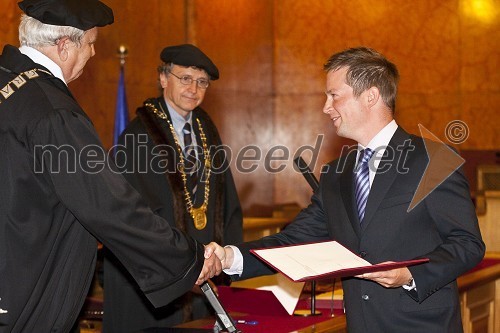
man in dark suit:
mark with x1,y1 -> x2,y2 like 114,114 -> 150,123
206,47 -> 485,332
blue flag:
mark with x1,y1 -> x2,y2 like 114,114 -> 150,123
113,66 -> 129,148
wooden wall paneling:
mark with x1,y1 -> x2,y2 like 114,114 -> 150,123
0,1 -> 21,47
71,0 -> 191,149
273,1 -> 346,207
455,0 -> 499,150
190,0 -> 276,215
0,2 -> 18,47
1,0 -> 498,214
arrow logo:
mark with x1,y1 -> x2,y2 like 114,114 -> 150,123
408,124 -> 465,212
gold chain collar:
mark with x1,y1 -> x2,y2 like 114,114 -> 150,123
146,101 -> 211,230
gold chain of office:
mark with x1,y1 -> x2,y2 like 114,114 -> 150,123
0,68 -> 52,104
146,101 -> 211,230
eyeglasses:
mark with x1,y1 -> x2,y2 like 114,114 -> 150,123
168,71 -> 210,89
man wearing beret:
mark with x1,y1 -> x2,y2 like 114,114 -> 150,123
103,44 -> 243,332
0,1 -> 222,332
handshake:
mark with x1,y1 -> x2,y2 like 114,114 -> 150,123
195,242 -> 235,285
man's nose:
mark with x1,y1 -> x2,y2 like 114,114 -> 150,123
323,101 -> 332,114
187,80 -> 198,92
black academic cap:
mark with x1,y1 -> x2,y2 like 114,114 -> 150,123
160,44 -> 219,80
18,0 -> 114,31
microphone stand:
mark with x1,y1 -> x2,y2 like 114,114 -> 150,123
293,156 -> 321,316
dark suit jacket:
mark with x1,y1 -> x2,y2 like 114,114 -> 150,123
236,127 -> 485,333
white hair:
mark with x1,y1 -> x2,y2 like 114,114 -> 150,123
18,14 -> 85,48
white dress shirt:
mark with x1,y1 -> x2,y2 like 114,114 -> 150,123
19,45 -> 66,84
358,120 -> 398,187
164,101 -> 197,151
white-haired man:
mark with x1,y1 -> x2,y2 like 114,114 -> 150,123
0,1 -> 220,331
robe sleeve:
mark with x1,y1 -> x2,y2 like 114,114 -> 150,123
30,107 -> 205,307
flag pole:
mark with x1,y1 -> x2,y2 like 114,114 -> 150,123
118,44 -> 128,67
112,45 -> 130,154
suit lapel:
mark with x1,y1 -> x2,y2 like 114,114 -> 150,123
339,151 -> 362,237
361,127 -> 411,230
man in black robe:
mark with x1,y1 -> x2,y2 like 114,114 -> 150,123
103,44 -> 243,332
0,1 -> 221,332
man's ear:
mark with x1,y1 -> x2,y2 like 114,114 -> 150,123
159,72 -> 168,88
56,37 -> 70,62
366,87 -> 380,107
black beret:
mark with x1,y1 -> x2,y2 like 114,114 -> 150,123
18,0 -> 114,31
160,44 -> 219,80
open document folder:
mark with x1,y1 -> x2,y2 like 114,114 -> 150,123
250,240 -> 429,282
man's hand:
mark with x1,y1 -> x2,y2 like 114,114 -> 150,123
195,245 -> 223,285
357,263 -> 413,288
204,242 -> 234,270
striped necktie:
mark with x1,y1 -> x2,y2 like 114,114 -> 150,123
354,148 -> 374,223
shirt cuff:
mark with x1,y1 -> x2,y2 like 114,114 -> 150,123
402,278 -> 417,291
223,245 -> 243,276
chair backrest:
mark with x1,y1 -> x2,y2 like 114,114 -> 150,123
476,164 -> 500,214
478,165 -> 500,192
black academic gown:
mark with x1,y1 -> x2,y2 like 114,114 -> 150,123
103,97 -> 243,332
0,46 -> 205,333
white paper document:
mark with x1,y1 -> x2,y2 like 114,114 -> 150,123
251,240 -> 429,282
231,274 -> 304,315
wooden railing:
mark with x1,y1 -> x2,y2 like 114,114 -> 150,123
243,217 -> 290,241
